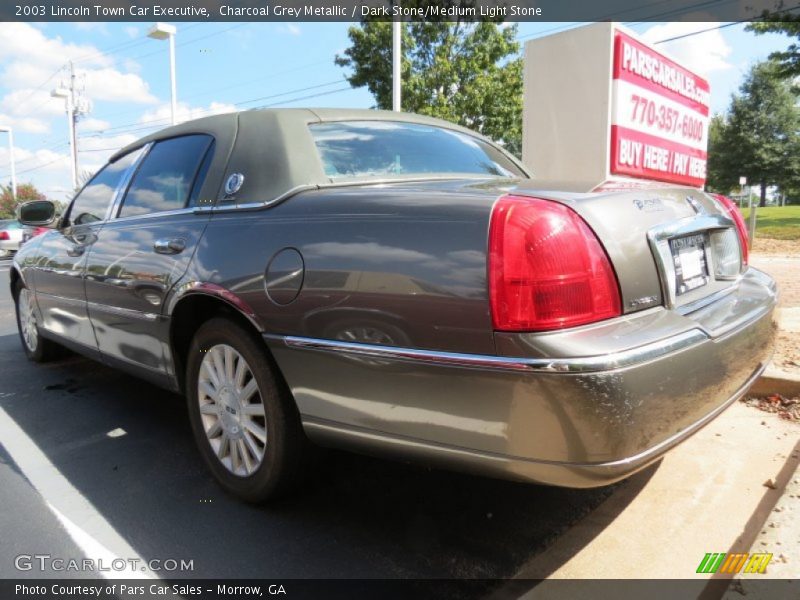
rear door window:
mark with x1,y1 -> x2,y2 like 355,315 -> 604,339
118,134 -> 214,218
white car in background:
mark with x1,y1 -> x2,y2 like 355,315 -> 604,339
0,220 -> 24,258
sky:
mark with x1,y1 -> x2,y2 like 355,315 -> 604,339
0,20 -> 792,200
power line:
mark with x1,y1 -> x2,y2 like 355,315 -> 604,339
86,79 -> 347,138
9,66 -> 63,111
77,147 -> 124,153
653,3 -> 800,44
237,79 -> 348,108
653,21 -> 742,44
48,24 -> 258,130
1,156 -> 64,178
8,142 -> 70,167
121,23 -> 248,64
71,23 -> 204,65
181,59 -> 332,105
101,83 -> 355,142
516,1 -> 800,55
1,84 -> 357,179
516,0 -> 734,43
634,0 -> 737,24
90,58 -> 332,124
5,27 -> 196,115
255,85 -> 354,109
5,22 -> 225,138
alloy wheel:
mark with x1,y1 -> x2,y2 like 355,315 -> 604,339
197,344 -> 267,477
18,288 -> 39,353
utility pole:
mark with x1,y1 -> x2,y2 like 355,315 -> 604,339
392,19 -> 401,111
51,61 -> 90,192
68,62 -> 79,190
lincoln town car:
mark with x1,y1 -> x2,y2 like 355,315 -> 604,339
12,109 -> 776,502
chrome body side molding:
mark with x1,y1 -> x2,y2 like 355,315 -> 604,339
271,328 -> 709,374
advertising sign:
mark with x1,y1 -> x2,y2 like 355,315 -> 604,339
523,23 -> 711,191
610,31 -> 710,187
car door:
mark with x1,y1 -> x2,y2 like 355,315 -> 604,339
32,149 -> 143,353
83,134 -> 215,378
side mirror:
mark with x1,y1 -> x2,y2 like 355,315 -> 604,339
18,200 -> 56,226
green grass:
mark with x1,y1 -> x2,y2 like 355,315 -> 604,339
740,205 -> 800,240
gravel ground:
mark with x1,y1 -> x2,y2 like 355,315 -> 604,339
750,239 -> 800,373
742,394 -> 800,422
752,238 -> 800,257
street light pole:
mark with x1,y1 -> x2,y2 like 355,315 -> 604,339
0,126 -> 16,199
392,20 -> 401,112
148,23 -> 178,125
169,31 -> 177,125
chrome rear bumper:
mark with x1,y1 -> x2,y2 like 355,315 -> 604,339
265,268 -> 777,488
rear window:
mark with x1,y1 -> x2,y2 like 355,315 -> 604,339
310,121 -> 525,180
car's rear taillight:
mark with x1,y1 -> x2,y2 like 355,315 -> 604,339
488,194 -> 621,332
0,231 -> 8,241
711,193 -> 749,266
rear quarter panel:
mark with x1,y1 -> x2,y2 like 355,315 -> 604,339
180,182 -> 502,355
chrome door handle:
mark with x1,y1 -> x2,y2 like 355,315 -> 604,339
154,238 -> 186,255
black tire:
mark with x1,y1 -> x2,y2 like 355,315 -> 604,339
14,280 -> 60,362
186,317 -> 305,502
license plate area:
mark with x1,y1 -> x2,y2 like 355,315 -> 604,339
670,233 -> 709,296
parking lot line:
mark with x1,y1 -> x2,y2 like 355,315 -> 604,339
0,406 -> 154,579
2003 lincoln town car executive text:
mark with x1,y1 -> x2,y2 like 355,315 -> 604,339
11,109 -> 776,502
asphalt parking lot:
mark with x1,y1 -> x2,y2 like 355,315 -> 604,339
0,256 -> 636,591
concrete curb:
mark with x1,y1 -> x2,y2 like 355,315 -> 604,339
750,306 -> 800,397
749,374 -> 800,398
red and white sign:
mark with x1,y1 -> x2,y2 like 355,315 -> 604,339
609,31 -> 710,187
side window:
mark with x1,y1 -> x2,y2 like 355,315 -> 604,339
118,135 -> 213,218
67,149 -> 141,226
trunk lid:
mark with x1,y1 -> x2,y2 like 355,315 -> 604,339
343,177 -> 744,318
510,182 -> 745,315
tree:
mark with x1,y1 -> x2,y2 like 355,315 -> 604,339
705,114 -> 734,194
0,183 -> 47,219
748,13 -> 800,82
335,19 -> 523,156
705,60 -> 800,207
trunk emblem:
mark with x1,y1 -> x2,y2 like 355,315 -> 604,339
633,198 -> 664,212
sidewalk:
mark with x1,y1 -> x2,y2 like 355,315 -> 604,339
513,402 -> 798,582
750,253 -> 800,396
512,255 -> 800,588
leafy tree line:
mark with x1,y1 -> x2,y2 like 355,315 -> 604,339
745,15 -> 800,203
335,18 -> 523,156
705,58 -> 799,206
0,183 -> 47,220
748,13 -> 800,82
